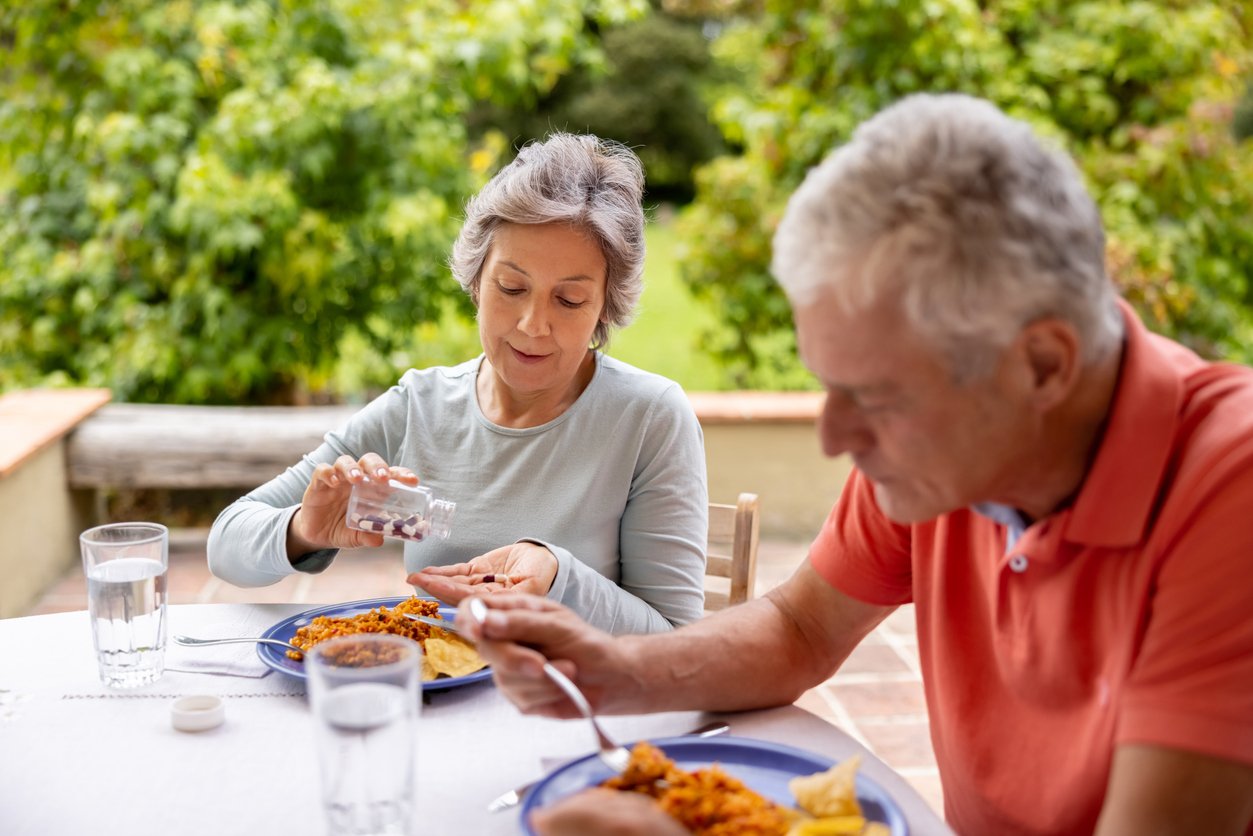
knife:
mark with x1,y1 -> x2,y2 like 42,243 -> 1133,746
401,612 -> 466,636
485,719 -> 731,813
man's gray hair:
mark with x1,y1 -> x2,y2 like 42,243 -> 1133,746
772,93 -> 1123,376
451,133 -> 646,349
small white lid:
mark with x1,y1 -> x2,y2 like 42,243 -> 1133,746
170,695 -> 225,733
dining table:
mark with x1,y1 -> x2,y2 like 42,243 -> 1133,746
0,602 -> 953,835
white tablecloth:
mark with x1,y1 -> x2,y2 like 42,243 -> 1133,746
0,604 -> 950,835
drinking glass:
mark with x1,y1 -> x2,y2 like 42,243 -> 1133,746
307,634 -> 421,836
79,522 -> 169,688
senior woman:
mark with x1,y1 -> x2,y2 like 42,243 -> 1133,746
206,134 -> 708,633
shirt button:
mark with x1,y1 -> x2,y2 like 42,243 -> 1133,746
1009,554 -> 1029,573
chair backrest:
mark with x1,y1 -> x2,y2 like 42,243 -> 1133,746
704,492 -> 761,611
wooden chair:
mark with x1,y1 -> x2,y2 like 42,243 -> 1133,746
704,492 -> 761,611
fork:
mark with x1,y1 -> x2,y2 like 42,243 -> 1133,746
459,599 -> 631,773
540,662 -> 632,774
173,634 -> 302,654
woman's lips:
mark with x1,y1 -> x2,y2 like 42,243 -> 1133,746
510,346 -> 548,365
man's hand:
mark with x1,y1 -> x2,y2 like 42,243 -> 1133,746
407,542 -> 559,604
530,788 -> 687,836
287,453 -> 419,558
454,593 -> 639,718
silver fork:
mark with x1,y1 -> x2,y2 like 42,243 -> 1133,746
173,634 -> 302,654
458,599 -> 628,784
540,662 -> 631,774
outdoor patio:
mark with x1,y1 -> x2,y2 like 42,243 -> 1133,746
27,530 -> 945,817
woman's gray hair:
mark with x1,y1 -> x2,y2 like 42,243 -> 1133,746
451,133 -> 646,349
772,93 -> 1124,377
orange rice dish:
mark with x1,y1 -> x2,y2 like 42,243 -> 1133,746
603,742 -> 796,836
286,596 -> 444,662
602,743 -> 888,836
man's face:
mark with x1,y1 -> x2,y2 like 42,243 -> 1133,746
795,291 -> 1037,524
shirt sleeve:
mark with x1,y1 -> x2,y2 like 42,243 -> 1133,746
809,469 -> 914,607
205,383 -> 406,587
1116,448 -> 1253,765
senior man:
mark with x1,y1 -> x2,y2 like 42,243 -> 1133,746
460,93 -> 1253,836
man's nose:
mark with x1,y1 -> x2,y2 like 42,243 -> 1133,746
819,392 -> 871,458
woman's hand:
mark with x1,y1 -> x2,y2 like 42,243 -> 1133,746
286,453 -> 419,558
530,788 -> 687,836
408,542 -> 559,603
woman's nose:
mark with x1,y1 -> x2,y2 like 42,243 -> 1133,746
518,300 -> 550,336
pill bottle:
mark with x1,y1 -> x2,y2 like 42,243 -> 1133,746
345,479 -> 456,542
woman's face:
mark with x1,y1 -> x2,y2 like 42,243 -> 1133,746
476,222 -> 608,400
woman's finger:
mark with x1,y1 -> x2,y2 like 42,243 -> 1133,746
413,563 -> 475,578
333,454 -> 367,482
309,462 -> 339,489
357,452 -> 392,482
388,465 -> 419,486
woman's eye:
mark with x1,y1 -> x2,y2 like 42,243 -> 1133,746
497,283 -> 524,295
558,297 -> 586,309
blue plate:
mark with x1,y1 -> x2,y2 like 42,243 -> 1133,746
521,735 -> 908,835
257,596 -> 494,692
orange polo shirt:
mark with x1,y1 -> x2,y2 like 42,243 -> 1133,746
810,305 -> 1253,835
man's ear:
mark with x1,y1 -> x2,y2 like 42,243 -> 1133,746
1019,318 -> 1081,410
1012,318 -> 1082,411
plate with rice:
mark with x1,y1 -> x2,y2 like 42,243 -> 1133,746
520,735 -> 908,835
257,595 -> 493,692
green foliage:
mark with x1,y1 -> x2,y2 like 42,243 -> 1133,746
1235,81 -> 1253,141
0,0 -> 646,403
678,0 -> 1253,384
473,10 -> 725,201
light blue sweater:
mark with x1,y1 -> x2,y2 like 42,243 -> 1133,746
206,353 -> 708,633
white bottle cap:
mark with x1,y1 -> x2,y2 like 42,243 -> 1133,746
170,695 -> 225,732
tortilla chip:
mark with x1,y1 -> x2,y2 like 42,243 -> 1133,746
789,756 -> 862,818
786,816 -> 868,836
424,636 -> 488,678
420,654 -> 439,683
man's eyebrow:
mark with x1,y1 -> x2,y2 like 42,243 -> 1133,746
831,381 -> 898,397
495,260 -> 596,283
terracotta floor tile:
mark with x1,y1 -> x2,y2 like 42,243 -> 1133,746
825,680 -> 929,719
834,642 -> 914,676
857,719 -> 937,771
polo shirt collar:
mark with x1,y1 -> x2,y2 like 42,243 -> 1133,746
1060,300 -> 1185,548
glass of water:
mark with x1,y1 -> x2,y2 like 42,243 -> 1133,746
307,634 -> 421,836
79,522 -> 169,688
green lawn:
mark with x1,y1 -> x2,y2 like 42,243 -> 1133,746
606,220 -> 729,391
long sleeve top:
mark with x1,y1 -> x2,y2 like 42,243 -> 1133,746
206,353 -> 709,633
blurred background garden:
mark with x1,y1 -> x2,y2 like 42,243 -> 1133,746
2,0 -> 1252,407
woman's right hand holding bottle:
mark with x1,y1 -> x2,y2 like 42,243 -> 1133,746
287,453 -> 419,558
